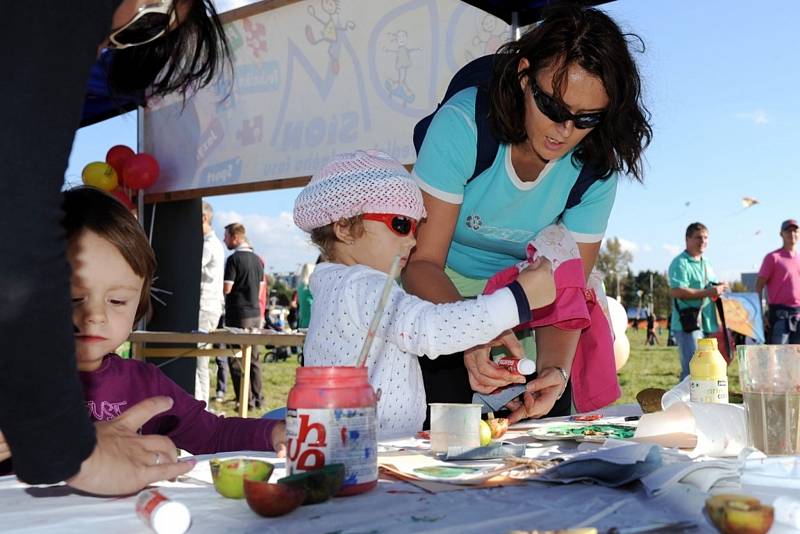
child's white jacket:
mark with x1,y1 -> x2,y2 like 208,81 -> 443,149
303,262 -> 525,438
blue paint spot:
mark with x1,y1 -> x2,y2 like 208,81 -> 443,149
364,447 -> 372,459
349,429 -> 360,441
334,409 -> 343,420
344,473 -> 358,485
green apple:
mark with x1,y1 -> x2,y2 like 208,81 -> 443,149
210,458 -> 273,499
479,420 -> 492,446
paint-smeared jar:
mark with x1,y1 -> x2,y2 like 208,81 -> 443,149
286,366 -> 378,495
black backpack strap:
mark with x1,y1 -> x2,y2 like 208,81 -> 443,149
413,55 -> 500,186
469,87 -> 499,183
564,162 -> 601,212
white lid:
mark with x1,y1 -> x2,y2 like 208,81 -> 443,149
517,359 -> 536,375
152,501 -> 191,534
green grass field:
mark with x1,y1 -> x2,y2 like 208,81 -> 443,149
210,328 -> 741,417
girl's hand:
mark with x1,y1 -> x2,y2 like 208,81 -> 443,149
271,421 -> 287,458
463,330 -> 526,394
0,430 -> 10,462
504,367 -> 567,423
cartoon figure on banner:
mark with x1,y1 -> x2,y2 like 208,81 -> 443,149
242,17 -> 268,59
305,0 -> 355,75
236,115 -> 264,146
383,30 -> 420,105
467,15 -> 510,61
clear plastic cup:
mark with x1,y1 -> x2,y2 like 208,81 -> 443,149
429,403 -> 482,453
738,345 -> 800,455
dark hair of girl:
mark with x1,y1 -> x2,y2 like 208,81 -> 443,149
62,187 -> 157,322
489,5 -> 652,181
107,0 -> 232,99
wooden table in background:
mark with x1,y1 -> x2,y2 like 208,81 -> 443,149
128,330 -> 305,417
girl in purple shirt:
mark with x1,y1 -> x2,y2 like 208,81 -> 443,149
64,187 -> 284,455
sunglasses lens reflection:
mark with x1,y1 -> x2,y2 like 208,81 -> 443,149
391,217 -> 412,235
114,12 -> 170,45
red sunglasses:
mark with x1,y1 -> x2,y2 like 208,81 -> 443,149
362,213 -> 417,236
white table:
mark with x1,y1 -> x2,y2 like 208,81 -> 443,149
2,405 -> 797,533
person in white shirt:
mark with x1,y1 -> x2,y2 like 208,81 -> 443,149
196,201 -> 225,405
293,150 -> 556,438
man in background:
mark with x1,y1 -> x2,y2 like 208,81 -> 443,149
223,223 -> 265,410
756,219 -> 800,344
197,202 -> 225,406
668,222 -> 727,379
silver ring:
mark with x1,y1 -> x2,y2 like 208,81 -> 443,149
154,452 -> 161,465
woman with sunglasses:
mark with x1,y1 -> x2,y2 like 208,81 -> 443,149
1,1 -> 229,495
403,6 -> 652,423
293,150 -> 557,437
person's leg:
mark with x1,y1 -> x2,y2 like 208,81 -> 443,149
229,357 -> 242,403
195,309 -> 219,404
241,317 -> 264,409
770,317 -> 790,344
674,330 -> 699,380
215,357 -> 228,400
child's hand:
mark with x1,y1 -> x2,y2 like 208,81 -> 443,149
271,421 -> 286,458
0,430 -> 10,462
516,258 -> 555,309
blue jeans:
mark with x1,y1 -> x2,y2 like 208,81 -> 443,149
674,329 -> 703,380
770,317 -> 800,344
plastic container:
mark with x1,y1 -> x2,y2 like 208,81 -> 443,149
286,366 -> 378,495
689,337 -> 728,404
135,490 -> 191,534
495,357 -> 535,375
429,403 -> 482,453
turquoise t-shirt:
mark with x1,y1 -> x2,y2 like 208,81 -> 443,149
668,251 -> 719,333
412,88 -> 618,279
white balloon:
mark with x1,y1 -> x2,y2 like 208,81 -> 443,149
606,297 -> 628,339
614,329 -> 631,370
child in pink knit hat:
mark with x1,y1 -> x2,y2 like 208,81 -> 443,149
293,149 -> 556,438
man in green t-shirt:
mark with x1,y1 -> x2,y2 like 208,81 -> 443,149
668,222 -> 728,379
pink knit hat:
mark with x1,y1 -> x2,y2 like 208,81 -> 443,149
293,150 -> 426,232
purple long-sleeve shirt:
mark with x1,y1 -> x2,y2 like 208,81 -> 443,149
79,355 -> 278,454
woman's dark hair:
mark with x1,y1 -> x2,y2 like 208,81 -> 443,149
108,0 -> 232,99
489,5 -> 652,181
62,187 -> 157,321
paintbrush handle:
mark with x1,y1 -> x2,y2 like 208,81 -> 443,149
355,256 -> 402,367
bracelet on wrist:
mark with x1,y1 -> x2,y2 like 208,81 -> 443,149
542,366 -> 569,400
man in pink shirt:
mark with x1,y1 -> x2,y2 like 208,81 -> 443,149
756,219 -> 800,344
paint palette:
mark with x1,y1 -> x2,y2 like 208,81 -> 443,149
409,464 -> 512,485
527,422 -> 636,443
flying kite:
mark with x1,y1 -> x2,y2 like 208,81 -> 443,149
741,196 -> 759,208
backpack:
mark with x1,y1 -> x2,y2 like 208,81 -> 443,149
412,54 -> 602,212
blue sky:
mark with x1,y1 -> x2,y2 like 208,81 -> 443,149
66,0 -> 800,278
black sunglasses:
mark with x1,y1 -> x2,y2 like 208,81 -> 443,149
362,213 -> 417,236
530,82 -> 605,130
108,2 -> 176,49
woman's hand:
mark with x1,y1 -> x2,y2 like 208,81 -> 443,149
271,421 -> 287,458
463,330 -> 527,393
505,366 -> 567,423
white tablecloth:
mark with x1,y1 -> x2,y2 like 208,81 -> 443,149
2,404 -> 797,533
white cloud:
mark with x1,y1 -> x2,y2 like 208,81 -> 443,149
215,210 -> 319,273
662,243 -> 682,256
735,110 -> 768,125
642,243 -> 652,252
617,237 -> 639,253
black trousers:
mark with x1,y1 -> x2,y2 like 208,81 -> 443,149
227,316 -> 264,408
419,352 -> 572,429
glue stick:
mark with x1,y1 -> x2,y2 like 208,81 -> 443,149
496,357 -> 535,375
135,489 -> 191,534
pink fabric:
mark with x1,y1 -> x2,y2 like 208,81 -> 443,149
483,244 -> 620,412
758,248 -> 800,307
